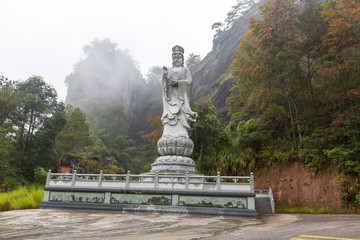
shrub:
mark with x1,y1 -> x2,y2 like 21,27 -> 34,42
0,185 -> 44,211
34,167 -> 47,185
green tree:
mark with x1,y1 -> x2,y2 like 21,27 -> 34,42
319,0 -> 360,117
230,0 -> 304,149
0,76 -> 23,127
0,76 -> 26,190
87,102 -> 129,146
297,0 -> 328,114
225,0 -> 256,29
186,53 -> 201,68
56,105 -> 92,154
15,76 -> 66,179
86,101 -> 135,170
190,102 -> 230,175
228,0 -> 360,208
0,125 -> 23,191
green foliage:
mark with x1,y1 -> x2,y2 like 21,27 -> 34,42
0,185 -> 44,211
276,202 -> 338,214
356,192 -> 360,207
14,76 -> 66,180
78,157 -> 124,174
78,99 -> 138,172
333,173 -> 360,210
34,167 -> 47,185
0,76 -> 23,127
235,118 -> 268,152
0,126 -> 18,191
259,146 -> 287,165
324,145 -> 360,176
186,53 -> 201,68
130,144 -> 156,173
0,75 -> 65,187
226,0 -> 360,209
87,101 -> 129,144
191,102 -> 231,175
56,105 -> 92,154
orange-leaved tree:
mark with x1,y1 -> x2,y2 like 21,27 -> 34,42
142,113 -> 163,149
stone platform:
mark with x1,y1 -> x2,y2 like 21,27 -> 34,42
40,170 -> 258,218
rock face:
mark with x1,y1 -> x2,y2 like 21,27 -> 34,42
64,39 -> 144,118
190,3 -> 259,123
64,39 -> 162,141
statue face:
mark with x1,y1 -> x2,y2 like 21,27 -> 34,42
172,53 -> 183,67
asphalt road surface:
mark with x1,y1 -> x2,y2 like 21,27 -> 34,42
0,209 -> 359,240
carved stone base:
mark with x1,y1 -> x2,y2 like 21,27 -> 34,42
151,156 -> 196,173
157,136 -> 194,156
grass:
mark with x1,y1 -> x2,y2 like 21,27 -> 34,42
276,202 -> 339,214
0,184 -> 44,211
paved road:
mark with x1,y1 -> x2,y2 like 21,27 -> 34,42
210,214 -> 360,240
0,209 -> 359,240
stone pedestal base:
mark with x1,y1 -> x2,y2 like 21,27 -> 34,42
151,156 -> 196,173
157,136 -> 194,156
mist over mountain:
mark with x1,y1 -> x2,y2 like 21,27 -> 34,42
64,38 -> 162,141
65,38 -> 144,116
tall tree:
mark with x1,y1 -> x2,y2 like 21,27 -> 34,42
186,53 -> 201,68
0,76 -> 23,127
55,105 -> 92,154
320,0 -> 360,103
297,0 -> 328,115
230,0 -> 303,148
0,76 -> 24,189
15,76 -> 65,179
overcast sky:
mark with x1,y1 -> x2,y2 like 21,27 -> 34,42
0,0 -> 236,101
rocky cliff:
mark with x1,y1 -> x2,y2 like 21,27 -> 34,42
190,3 -> 260,123
64,39 -> 162,141
64,39 -> 144,119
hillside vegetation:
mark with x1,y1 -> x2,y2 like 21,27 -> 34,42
192,0 -> 360,210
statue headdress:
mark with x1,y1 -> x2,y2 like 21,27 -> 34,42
172,45 -> 184,55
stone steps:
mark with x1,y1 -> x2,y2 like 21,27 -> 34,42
255,197 -> 273,214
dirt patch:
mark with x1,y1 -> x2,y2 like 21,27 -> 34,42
255,162 -> 342,209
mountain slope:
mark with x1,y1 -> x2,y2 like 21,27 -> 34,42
190,3 -> 260,123
65,39 -> 144,118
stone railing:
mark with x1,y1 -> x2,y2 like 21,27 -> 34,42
255,187 -> 275,213
46,170 -> 254,192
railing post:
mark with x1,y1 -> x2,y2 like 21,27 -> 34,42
125,170 -> 130,189
45,169 -> 52,187
250,172 -> 254,192
98,170 -> 103,187
71,170 -> 77,187
216,172 -> 221,191
185,171 -> 189,190
154,171 -> 159,189
269,186 -> 275,213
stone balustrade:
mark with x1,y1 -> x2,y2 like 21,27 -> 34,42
46,170 -> 254,192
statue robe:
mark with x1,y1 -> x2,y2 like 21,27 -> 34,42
161,66 -> 197,137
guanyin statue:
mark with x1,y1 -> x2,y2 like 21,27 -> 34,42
151,45 -> 198,173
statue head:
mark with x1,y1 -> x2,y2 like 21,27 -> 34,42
172,45 -> 184,67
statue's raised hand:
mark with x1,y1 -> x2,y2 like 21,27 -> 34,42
163,66 -> 168,77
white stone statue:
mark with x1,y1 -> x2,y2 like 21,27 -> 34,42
151,45 -> 198,173
161,45 -> 198,137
